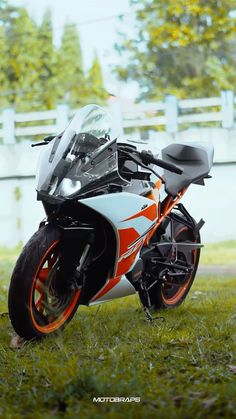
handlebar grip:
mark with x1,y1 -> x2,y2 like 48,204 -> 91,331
152,157 -> 183,174
140,150 -> 183,175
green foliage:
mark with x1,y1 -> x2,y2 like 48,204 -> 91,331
36,9 -> 58,110
7,8 -> 41,111
87,52 -> 108,104
0,0 -> 18,27
0,0 -> 20,109
0,246 -> 235,417
56,22 -> 86,107
0,25 -> 9,109
115,0 -> 236,99
0,2 -> 107,111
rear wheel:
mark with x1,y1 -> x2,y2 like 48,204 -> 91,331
8,225 -> 81,340
143,220 -> 200,309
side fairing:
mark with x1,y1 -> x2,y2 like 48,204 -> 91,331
89,275 -> 136,305
81,192 -> 158,277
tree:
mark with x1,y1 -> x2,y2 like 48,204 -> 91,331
0,0 -> 18,28
0,2 -> 108,111
0,25 -> 10,109
7,8 -> 41,111
115,0 -> 236,99
56,22 -> 86,108
86,52 -> 108,104
37,8 -> 57,109
0,0 -> 21,108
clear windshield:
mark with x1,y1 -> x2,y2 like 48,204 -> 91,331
37,104 -> 123,199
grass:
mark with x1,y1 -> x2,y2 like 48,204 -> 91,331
0,245 -> 235,418
200,241 -> 236,265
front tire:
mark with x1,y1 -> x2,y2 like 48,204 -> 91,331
8,225 -> 80,340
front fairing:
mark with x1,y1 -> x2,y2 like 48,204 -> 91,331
36,105 -> 127,200
81,192 -> 158,277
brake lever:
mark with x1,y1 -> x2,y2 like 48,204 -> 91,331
31,133 -> 62,148
31,135 -> 56,148
31,141 -> 49,147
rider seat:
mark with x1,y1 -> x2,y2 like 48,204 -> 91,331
161,143 -> 214,197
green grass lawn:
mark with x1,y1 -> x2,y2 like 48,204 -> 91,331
0,245 -> 235,418
200,241 -> 236,265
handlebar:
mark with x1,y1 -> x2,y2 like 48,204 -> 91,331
139,150 -> 183,175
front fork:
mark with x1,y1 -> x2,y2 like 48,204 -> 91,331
51,224 -> 95,296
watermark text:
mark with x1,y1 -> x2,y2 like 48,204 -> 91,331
93,397 -> 140,403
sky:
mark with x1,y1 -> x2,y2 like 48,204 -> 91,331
11,0 -> 138,97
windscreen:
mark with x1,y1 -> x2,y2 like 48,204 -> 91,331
36,104 -> 122,198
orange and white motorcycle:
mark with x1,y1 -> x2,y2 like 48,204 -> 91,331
8,104 -> 213,340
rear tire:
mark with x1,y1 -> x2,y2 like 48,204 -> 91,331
143,219 -> 200,310
8,225 -> 81,340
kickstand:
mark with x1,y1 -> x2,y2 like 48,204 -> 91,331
144,306 -> 153,322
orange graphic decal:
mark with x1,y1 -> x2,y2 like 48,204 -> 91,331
116,248 -> 141,277
122,203 -> 157,223
118,228 -> 140,256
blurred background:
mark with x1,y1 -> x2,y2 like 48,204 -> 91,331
0,0 -> 236,247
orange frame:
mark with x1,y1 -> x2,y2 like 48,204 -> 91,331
145,180 -> 189,244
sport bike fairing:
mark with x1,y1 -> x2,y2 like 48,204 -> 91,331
81,192 -> 158,305
35,104 -> 208,308
35,104 -> 160,306
81,192 -> 158,278
88,275 -> 136,305
36,105 -> 126,199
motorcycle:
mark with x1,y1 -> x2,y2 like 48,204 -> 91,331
8,104 -> 214,340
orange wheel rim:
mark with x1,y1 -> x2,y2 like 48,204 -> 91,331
29,240 -> 80,334
161,227 -> 198,305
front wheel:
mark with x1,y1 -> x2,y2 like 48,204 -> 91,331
8,225 -> 81,340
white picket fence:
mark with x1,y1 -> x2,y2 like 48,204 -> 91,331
0,91 -> 235,144
0,91 -> 236,246
119,91 -> 235,133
